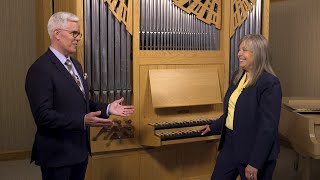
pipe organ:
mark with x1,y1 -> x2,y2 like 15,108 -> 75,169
36,0 -> 270,179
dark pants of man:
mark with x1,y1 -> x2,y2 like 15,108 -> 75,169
40,158 -> 88,180
211,128 -> 277,180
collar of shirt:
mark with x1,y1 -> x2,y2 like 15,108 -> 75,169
49,47 -> 71,65
49,47 -> 81,83
238,72 -> 249,89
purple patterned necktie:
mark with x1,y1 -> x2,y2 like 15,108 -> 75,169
65,59 -> 85,96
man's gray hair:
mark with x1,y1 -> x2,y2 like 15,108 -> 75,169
47,12 -> 79,39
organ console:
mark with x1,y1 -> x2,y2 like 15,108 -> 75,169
279,97 -> 320,179
139,68 -> 223,147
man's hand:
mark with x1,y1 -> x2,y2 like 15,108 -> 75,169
84,111 -> 113,127
109,97 -> 134,116
200,125 -> 211,135
245,164 -> 258,180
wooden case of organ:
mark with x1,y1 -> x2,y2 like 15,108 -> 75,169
280,97 -> 320,158
140,68 -> 223,146
279,97 -> 320,179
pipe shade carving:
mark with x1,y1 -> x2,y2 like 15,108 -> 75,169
230,0 -> 257,37
104,0 -> 256,38
104,0 -> 133,35
173,0 -> 222,29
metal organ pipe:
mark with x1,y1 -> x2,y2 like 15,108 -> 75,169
84,0 -> 133,105
139,0 -> 220,51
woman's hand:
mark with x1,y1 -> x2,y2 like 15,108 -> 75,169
245,164 -> 258,180
200,125 -> 211,135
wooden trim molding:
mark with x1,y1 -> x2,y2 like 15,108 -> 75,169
270,0 -> 287,2
0,150 -> 31,161
262,0 -> 270,39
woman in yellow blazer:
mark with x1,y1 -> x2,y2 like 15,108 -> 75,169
202,34 -> 282,180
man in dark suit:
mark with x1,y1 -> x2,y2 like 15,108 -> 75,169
25,12 -> 134,180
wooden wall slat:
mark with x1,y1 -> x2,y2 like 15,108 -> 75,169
35,0 -> 52,57
270,0 -> 320,96
0,0 -> 37,153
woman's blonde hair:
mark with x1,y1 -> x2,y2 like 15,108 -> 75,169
233,34 -> 276,86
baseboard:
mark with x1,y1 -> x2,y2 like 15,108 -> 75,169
0,150 -> 31,161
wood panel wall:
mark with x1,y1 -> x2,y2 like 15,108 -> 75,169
35,0 -> 52,58
88,142 -> 217,180
0,0 -> 86,160
270,0 -> 320,96
0,0 -> 36,155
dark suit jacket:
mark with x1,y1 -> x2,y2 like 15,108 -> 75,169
209,71 -> 282,169
25,49 -> 108,167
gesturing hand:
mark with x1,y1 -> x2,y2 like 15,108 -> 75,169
84,111 -> 113,127
109,97 -> 134,116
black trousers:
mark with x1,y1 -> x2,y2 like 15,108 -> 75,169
211,129 -> 276,180
40,158 -> 88,180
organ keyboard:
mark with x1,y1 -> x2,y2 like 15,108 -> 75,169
149,119 -> 213,130
142,118 -> 220,147
150,119 -> 218,141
